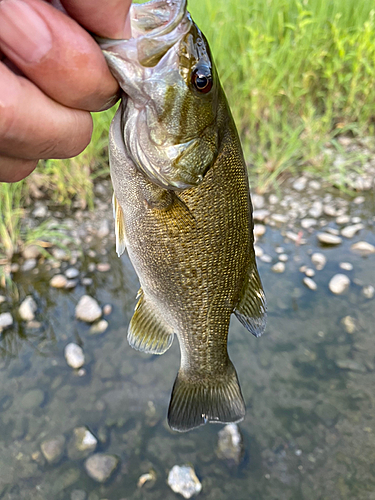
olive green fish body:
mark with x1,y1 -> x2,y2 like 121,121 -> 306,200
102,0 -> 266,432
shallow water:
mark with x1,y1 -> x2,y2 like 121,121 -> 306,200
0,194 -> 375,500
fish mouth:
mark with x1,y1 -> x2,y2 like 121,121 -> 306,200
98,0 -> 191,67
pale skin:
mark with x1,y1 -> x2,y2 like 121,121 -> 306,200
0,0 -> 132,182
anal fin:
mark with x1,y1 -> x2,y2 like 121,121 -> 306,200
234,265 -> 267,338
128,290 -> 174,355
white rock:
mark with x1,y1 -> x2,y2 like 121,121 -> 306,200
21,259 -> 37,272
323,205 -> 337,217
341,224 -> 364,238
362,285 -> 374,299
33,205 -> 48,218
84,453 -> 119,483
252,194 -> 265,209
75,295 -> 102,323
292,176 -> 307,191
339,262 -> 353,271
341,316 -> 356,334
309,201 -> 323,218
97,220 -> 110,239
50,274 -> 68,288
167,465 -> 202,499
353,196 -> 365,204
254,245 -> 263,257
271,213 -> 288,224
268,194 -> 278,204
272,262 -> 285,273
253,224 -> 266,238
217,424 -> 243,464
303,277 -> 317,290
336,215 -> 350,225
309,180 -> 321,190
19,296 -> 37,321
311,253 -> 326,270
64,343 -> 85,369
260,254 -> 272,263
65,268 -> 79,279
351,241 -> 375,256
0,312 -> 13,332
351,216 -> 362,224
279,254 -> 288,262
329,274 -> 350,295
253,209 -> 269,222
317,233 -> 342,245
305,268 -> 315,277
89,320 -> 109,335
301,218 -> 317,229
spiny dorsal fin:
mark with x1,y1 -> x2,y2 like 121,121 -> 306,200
234,265 -> 267,338
112,194 -> 127,257
168,360 -> 245,432
128,290 -> 174,355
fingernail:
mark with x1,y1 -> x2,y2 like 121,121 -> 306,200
0,0 -> 52,63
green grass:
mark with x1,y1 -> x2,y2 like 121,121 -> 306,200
1,0 -> 375,259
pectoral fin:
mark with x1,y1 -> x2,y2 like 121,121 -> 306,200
234,266 -> 267,338
112,194 -> 127,257
128,290 -> 174,355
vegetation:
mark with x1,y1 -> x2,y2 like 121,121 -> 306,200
1,0 -> 375,259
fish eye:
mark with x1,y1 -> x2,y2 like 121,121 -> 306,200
191,67 -> 213,94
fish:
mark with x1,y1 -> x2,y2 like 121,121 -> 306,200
98,0 -> 266,432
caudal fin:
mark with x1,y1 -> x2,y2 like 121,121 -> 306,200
167,361 -> 245,432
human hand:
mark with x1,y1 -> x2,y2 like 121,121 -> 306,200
0,0 -> 132,182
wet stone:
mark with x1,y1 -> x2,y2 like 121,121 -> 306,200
304,268 -> 315,277
311,253 -> 326,270
21,258 -> 37,272
292,176 -> 307,191
272,262 -> 285,273
65,279 -> 78,289
40,435 -> 66,464
329,274 -> 350,295
97,220 -> 110,239
22,244 -> 42,260
64,343 -> 85,369
339,262 -> 353,271
68,427 -> 97,460
71,490 -> 87,500
52,248 -> 69,261
84,453 -> 119,483
75,295 -> 102,322
252,194 -> 265,209
314,402 -> 339,427
336,359 -> 367,373
278,254 -> 288,262
336,215 -> 350,225
260,254 -> 272,263
0,312 -> 13,332
301,218 -> 317,229
103,304 -> 112,316
303,277 -> 317,291
167,465 -> 202,499
96,262 -> 111,272
253,209 -> 269,222
341,316 -> 356,334
65,268 -> 79,279
351,241 -> 375,256
20,389 -> 44,410
81,277 -> 93,286
253,224 -> 266,238
19,296 -> 37,321
271,213 -> 288,224
50,274 -> 68,288
89,320 -> 108,335
33,205 -> 48,218
362,285 -> 375,299
317,233 -> 342,245
254,245 -> 263,257
341,223 -> 364,238
217,424 -> 243,465
309,201 -> 323,218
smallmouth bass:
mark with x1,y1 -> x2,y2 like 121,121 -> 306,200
99,0 -> 266,432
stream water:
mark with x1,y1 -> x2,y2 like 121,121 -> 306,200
0,190 -> 374,500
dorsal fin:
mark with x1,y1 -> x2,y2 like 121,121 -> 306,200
128,289 -> 174,355
112,194 -> 127,257
234,265 -> 267,338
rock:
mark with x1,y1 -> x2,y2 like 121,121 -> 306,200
323,205 -> 337,217
303,277 -> 317,290
84,454 -> 119,483
96,263 -> 111,272
362,285 -> 374,299
65,279 -> 78,289
252,194 -> 265,209
217,424 -> 243,464
341,224 -> 364,238
81,278 -> 93,286
50,274 -> 68,288
0,296 -> 5,305
0,312 -> 13,332
268,194 -> 278,204
33,205 -> 48,218
89,320 -> 108,335
52,248 -> 69,261
254,245 -> 263,257
71,490 -> 87,500
341,316 -> 356,334
97,220 -> 110,239
20,389 -> 44,410
351,216 -> 362,224
272,262 -> 285,273
75,295 -> 102,323
311,252 -> 326,270
253,209 -> 269,222
260,254 -> 272,263
292,176 -> 307,191
335,359 -> 367,373
301,218 -> 317,229
19,296 -> 37,321
40,435 -> 66,464
286,231 -> 306,244
253,224 -> 266,238
339,262 -> 353,271
278,254 -> 288,262
65,268 -> 80,279
317,233 -> 342,245
309,201 -> 323,218
22,244 -> 42,260
271,213 -> 288,224
167,465 -> 202,499
137,470 -> 157,488
64,343 -> 85,369
314,402 -> 339,427
351,241 -> 375,256
353,196 -> 365,204
103,304 -> 112,316
329,274 -> 350,295
68,427 -> 97,460
21,259 -> 37,272
309,180 -> 321,190
304,268 -> 315,277
336,215 -> 350,225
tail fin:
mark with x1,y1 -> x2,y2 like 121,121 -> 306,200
167,361 -> 245,432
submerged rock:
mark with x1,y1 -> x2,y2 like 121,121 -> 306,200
40,435 -> 66,464
217,424 -> 243,465
351,241 -> 375,256
75,295 -> 102,323
317,233 -> 342,245
362,285 -> 375,299
329,274 -> 350,295
22,244 -> 42,260
19,296 -> 37,321
68,427 -> 97,460
311,252 -> 326,270
65,268 -> 80,279
89,320 -> 108,335
21,258 -> 37,272
272,262 -> 285,273
50,274 -> 68,288
64,343 -> 85,369
341,223 -> 364,238
167,465 -> 202,499
84,453 -> 119,483
341,316 -> 356,334
0,312 -> 13,332
303,277 -> 317,291
339,262 -> 353,271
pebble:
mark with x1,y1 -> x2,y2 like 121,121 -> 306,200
317,233 -> 342,245
40,435 -> 66,464
351,241 -> 375,256
96,263 -> 111,272
323,205 -> 337,217
71,427 -> 97,456
353,196 -> 365,204
341,316 -> 356,334
311,252 -> 326,270
64,343 -> 85,369
33,205 -> 48,218
0,312 -> 13,332
97,220 -> 110,239
260,254 -> 272,263
216,424 -> 243,464
339,262 -> 353,271
52,248 -> 69,261
21,259 -> 37,272
329,274 -> 350,295
89,320 -> 108,335
309,201 -> 323,218
75,295 -> 102,322
254,245 -> 263,258
272,262 -> 285,273
88,263 -> 96,272
65,279 -> 78,289
269,194 -> 278,204
362,285 -> 374,299
81,278 -> 93,286
335,359 -> 367,373
309,180 -> 321,190
303,277 -> 317,290
10,263 -> 19,272
275,246 -> 285,253
84,454 -> 119,483
271,213 -> 288,224
292,176 -> 307,191
341,224 -> 364,238
351,216 -> 362,224
50,274 -> 68,288
301,218 -> 317,229
286,231 -> 305,244
19,296 -> 37,321
336,215 -> 350,225
279,254 -> 288,262
167,465 -> 202,499
252,194 -> 265,209
65,268 -> 80,279
22,245 -> 41,260
253,209 -> 269,222
70,490 -> 87,500
253,224 -> 266,238
103,304 -> 112,316
304,268 -> 315,277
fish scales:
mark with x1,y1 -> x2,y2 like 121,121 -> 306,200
100,0 -> 266,432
